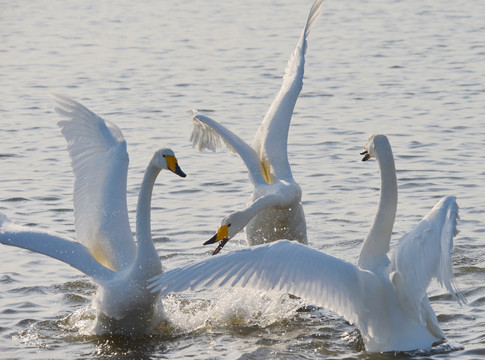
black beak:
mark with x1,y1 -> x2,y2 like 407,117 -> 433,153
203,234 -> 229,255
203,233 -> 217,245
173,163 -> 186,177
360,150 -> 371,162
212,238 -> 229,255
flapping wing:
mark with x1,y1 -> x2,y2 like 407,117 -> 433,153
149,240 -> 370,328
190,110 -> 266,186
251,0 -> 324,180
0,214 -> 116,283
391,196 -> 466,319
51,94 -> 135,271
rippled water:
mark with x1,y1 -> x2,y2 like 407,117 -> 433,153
1,0 -> 484,359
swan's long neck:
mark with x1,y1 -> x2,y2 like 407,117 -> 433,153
133,162 -> 162,275
357,138 -> 397,271
232,194 -> 281,234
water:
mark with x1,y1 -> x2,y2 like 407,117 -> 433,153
0,0 -> 484,358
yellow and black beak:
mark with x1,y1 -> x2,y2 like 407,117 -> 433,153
165,155 -> 186,177
203,224 -> 230,255
360,149 -> 371,162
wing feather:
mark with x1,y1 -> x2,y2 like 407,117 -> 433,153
391,195 -> 466,319
0,214 -> 116,283
51,94 -> 135,271
190,110 -> 266,185
251,0 -> 324,180
149,240 -> 367,327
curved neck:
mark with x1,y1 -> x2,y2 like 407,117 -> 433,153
358,140 -> 397,270
233,194 -> 280,234
134,162 -> 162,272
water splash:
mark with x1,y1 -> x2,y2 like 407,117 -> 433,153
161,288 -> 305,334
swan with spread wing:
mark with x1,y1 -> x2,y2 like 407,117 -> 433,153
192,0 -> 325,254
149,134 -> 465,352
0,95 -> 186,336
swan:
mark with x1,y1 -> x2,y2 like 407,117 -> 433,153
149,133 -> 466,352
0,94 -> 186,336
192,0 -> 325,254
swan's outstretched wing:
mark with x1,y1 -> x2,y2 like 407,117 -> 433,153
0,214 -> 116,283
51,94 -> 135,271
251,0 -> 324,180
190,110 -> 266,186
391,196 -> 466,319
149,240 -> 373,329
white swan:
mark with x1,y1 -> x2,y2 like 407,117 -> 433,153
192,0 -> 325,254
0,94 -> 186,336
149,134 -> 466,352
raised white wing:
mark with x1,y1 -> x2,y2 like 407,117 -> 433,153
0,214 -> 116,283
251,0 -> 324,180
190,110 -> 266,186
391,196 -> 466,319
149,240 -> 373,329
51,94 -> 135,271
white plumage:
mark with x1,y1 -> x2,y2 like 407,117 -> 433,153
149,134 -> 465,352
0,94 -> 186,336
191,0 -> 325,254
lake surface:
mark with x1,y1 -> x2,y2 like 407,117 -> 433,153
0,0 -> 484,359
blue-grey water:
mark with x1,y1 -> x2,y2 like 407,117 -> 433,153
0,0 -> 484,359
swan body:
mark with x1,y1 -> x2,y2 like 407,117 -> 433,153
0,94 -> 186,336
149,134 -> 465,352
192,0 -> 325,254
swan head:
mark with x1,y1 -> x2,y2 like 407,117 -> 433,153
360,133 -> 388,161
152,148 -> 186,177
203,212 -> 246,255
